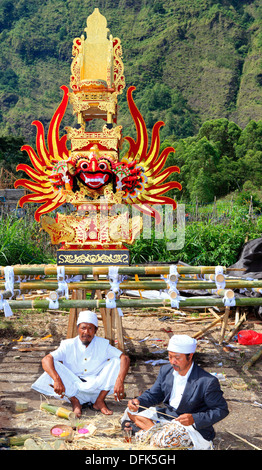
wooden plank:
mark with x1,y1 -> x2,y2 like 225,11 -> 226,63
93,274 -> 107,334
219,306 -> 231,344
114,307 -> 125,352
67,288 -> 86,338
105,308 -> 113,344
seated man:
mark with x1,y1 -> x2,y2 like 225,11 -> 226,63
122,334 -> 229,450
32,310 -> 130,417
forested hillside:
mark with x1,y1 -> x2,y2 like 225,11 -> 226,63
0,0 -> 262,203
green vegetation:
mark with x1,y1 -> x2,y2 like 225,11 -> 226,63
0,0 -> 261,143
130,199 -> 262,266
166,118 -> 262,203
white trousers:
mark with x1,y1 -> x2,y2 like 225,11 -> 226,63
31,357 -> 121,405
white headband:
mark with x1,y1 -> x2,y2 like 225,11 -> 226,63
167,334 -> 197,354
77,310 -> 98,328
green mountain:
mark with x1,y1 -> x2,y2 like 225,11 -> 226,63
0,0 -> 261,145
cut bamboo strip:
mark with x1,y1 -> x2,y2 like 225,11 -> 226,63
226,431 -> 262,450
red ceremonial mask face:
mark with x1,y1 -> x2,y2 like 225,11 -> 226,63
72,152 -> 116,191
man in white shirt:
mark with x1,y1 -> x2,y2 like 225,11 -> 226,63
31,310 -> 130,417
123,334 -> 229,449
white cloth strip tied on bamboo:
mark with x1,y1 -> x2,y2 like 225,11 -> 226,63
106,266 -> 124,316
56,265 -> 69,300
108,266 -> 123,295
4,266 -> 15,297
162,265 -> 185,313
2,266 -> 15,317
223,290 -> 236,307
105,291 -> 117,309
215,266 -> 226,290
240,277 -> 254,294
47,291 -> 59,310
0,294 -> 13,317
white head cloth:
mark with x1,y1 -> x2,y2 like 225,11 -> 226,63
77,310 -> 98,327
167,334 -> 197,354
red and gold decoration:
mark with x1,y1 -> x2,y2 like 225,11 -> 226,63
14,8 -> 181,265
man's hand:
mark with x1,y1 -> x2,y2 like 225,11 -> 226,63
113,353 -> 130,402
127,398 -> 140,412
113,377 -> 125,402
175,413 -> 194,426
53,377 -> 66,397
42,353 -> 65,398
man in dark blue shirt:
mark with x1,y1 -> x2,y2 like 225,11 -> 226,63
123,334 -> 229,448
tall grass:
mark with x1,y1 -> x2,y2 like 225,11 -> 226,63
0,215 -> 55,265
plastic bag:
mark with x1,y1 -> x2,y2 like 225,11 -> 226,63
237,330 -> 262,345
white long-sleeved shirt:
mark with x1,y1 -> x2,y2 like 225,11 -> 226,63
169,362 -> 194,409
50,335 -> 122,379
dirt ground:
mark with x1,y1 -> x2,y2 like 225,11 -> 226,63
0,304 -> 262,452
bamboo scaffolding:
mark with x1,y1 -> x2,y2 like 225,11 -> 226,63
0,262 -> 260,348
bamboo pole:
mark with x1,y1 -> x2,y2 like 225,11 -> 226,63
192,314 -> 226,339
67,288 -> 86,338
94,274 -> 108,334
2,278 -> 262,292
242,346 -> 262,371
2,295 -> 261,311
225,313 -> 246,342
114,307 -> 125,351
219,307 -> 231,344
40,402 -> 75,420
0,264 -> 244,277
208,308 -> 220,319
105,307 -> 113,343
0,434 -> 33,447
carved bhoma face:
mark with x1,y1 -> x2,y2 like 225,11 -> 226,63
67,147 -> 116,193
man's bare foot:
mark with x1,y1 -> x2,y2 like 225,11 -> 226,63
70,396 -> 82,417
127,411 -> 154,430
93,398 -> 113,415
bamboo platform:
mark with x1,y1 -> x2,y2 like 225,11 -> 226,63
0,263 -> 261,351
